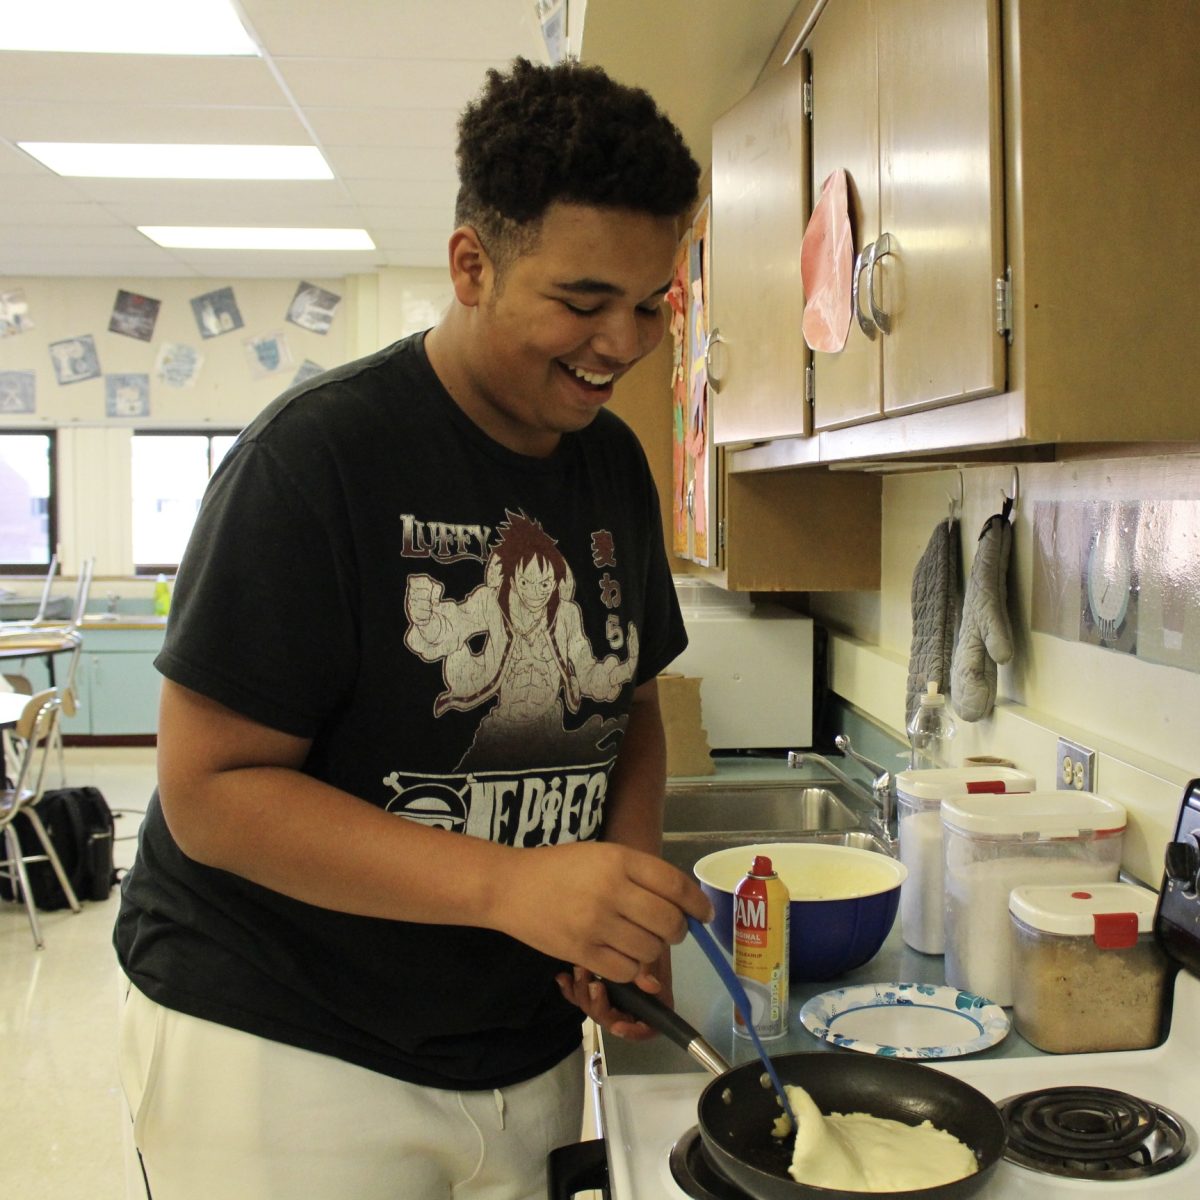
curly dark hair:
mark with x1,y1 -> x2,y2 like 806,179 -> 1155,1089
455,57 -> 699,271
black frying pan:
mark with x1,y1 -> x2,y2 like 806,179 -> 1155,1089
606,982 -> 1006,1200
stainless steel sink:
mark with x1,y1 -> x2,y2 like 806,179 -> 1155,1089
662,784 -> 859,835
661,829 -> 891,875
657,779 -> 891,874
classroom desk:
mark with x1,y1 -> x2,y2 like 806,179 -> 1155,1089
0,627 -> 82,686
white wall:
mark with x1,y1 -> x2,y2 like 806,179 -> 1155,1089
0,268 -> 453,578
810,453 -> 1200,884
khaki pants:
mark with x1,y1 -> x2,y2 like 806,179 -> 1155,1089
119,985 -> 584,1200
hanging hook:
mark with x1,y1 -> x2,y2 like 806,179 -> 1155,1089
1001,466 -> 1019,522
946,470 -> 963,530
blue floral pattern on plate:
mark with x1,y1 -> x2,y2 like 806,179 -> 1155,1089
798,981 -> 1010,1058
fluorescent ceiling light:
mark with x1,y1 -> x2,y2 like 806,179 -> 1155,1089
20,142 -> 333,180
139,227 -> 376,251
0,0 -> 258,55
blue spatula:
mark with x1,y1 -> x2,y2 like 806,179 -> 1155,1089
686,915 -> 796,1126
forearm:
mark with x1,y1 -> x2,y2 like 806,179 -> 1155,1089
161,744 -> 512,928
156,679 -> 709,984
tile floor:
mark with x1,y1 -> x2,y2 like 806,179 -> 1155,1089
2,745 -> 154,1199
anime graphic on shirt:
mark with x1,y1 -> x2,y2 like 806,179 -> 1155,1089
388,510 -> 640,847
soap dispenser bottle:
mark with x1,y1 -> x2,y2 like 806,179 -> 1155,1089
153,574 -> 172,616
907,681 -> 956,770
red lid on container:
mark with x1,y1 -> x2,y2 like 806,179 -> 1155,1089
750,855 -> 774,876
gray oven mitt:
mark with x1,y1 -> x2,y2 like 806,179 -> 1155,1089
905,519 -> 961,727
951,509 -> 1014,722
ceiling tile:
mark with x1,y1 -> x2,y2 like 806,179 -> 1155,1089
0,52 -> 285,106
0,102 -> 306,143
305,106 -> 460,150
241,0 -> 542,61
322,144 -> 455,182
274,57 -> 501,111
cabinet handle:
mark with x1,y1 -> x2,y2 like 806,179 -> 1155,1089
852,242 -> 878,339
703,328 -> 725,393
867,231 -> 895,334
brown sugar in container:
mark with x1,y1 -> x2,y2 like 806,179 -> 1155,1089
1009,882 -> 1169,1053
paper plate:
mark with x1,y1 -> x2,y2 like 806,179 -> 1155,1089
799,982 -> 1010,1058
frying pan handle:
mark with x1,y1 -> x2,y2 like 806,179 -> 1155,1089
603,980 -> 731,1075
546,1138 -> 610,1199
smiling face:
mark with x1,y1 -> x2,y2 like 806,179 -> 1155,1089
429,201 -> 679,457
514,556 -> 556,615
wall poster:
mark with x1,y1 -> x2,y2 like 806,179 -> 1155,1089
48,334 -> 101,385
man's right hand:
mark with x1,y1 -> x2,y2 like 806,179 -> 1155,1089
487,840 -> 712,984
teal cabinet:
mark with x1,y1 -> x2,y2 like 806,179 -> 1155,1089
18,622 -> 165,737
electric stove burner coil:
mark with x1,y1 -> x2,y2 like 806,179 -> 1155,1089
998,1086 -> 1191,1180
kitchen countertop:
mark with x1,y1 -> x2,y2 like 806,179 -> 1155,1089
603,748 -> 1030,1075
601,918 -> 1039,1078
80,614 -> 168,631
668,750 -> 872,790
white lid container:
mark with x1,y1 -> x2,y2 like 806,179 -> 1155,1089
940,791 -> 1126,838
896,766 -> 1035,955
1009,882 -> 1157,936
1009,883 -> 1168,1052
896,766 -> 1036,812
941,792 -> 1127,1004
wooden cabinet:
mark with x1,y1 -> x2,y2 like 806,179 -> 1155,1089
731,0 -> 1200,468
808,0 -> 1005,432
709,52 -> 811,446
586,0 -> 1200,581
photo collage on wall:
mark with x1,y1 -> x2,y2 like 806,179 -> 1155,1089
0,282 -> 339,417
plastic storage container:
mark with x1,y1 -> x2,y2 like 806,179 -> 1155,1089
906,681 -> 956,769
1009,882 -> 1168,1052
941,791 -> 1126,1004
896,766 -> 1035,954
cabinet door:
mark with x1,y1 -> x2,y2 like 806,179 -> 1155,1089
710,53 -> 810,446
809,0 -> 882,431
88,652 -> 162,735
877,0 -> 1005,415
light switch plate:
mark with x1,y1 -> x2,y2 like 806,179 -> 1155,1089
1057,737 -> 1097,791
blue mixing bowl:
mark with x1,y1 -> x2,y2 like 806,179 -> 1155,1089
693,842 -> 906,981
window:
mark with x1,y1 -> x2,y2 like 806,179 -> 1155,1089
132,430 -> 239,572
0,431 -> 56,572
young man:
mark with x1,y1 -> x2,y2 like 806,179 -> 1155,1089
115,58 -> 710,1199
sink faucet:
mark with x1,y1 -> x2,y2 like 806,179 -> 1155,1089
788,733 -> 896,852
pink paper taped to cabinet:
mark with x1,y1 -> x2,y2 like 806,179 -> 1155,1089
801,168 -> 853,353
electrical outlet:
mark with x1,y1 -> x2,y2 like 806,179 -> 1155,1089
1056,737 -> 1097,791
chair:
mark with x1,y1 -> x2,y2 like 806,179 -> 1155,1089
0,688 -> 82,948
2,673 -> 33,783
0,558 -> 93,786
0,554 -> 58,628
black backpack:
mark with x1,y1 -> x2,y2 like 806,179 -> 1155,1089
1,786 -> 117,910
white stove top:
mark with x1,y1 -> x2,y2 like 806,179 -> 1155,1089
601,970 -> 1200,1199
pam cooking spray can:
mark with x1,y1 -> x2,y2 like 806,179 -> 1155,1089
733,854 -> 790,1039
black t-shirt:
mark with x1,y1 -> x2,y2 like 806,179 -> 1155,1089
114,332 -> 686,1090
